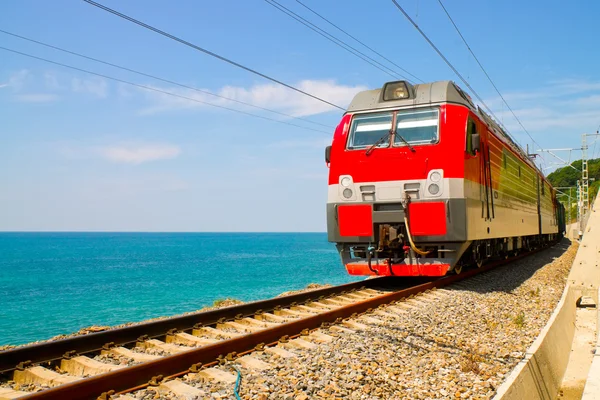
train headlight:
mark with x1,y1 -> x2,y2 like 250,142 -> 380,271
430,171 -> 442,182
428,183 -> 440,195
382,81 -> 412,101
343,189 -> 353,199
341,177 -> 352,187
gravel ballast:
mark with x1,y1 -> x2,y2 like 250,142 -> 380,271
180,240 -> 576,400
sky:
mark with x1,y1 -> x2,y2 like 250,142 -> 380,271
1,0 -> 600,232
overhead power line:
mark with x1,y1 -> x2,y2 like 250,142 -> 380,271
295,0 -> 423,83
390,0 -> 522,147
0,46 -> 332,134
82,0 -> 344,111
0,29 -> 333,129
435,0 -> 543,152
264,0 -> 412,82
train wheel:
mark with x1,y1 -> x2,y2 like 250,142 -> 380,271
454,264 -> 463,274
476,258 -> 484,268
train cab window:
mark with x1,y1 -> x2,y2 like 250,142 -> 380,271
393,108 -> 439,146
503,154 -> 507,169
466,118 -> 477,155
347,112 -> 393,149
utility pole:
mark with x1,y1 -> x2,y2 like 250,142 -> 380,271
555,186 -> 576,223
581,132 -> 600,213
536,133 -> 599,237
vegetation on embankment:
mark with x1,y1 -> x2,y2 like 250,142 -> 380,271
547,158 -> 600,221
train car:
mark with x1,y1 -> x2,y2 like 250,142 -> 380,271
326,80 -> 563,276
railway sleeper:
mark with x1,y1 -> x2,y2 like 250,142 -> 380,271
13,366 -> 81,387
281,338 -> 317,350
253,312 -> 290,323
342,320 -> 368,330
192,326 -> 241,339
158,379 -> 206,398
193,367 -> 237,383
307,331 -> 334,343
216,321 -> 263,333
236,317 -> 279,328
321,297 -> 353,306
358,315 -> 383,325
306,301 -> 339,309
165,332 -> 218,347
264,346 -> 297,359
0,387 -> 30,400
274,308 -> 313,317
236,355 -> 271,371
329,325 -> 355,334
60,355 -> 125,377
102,347 -> 159,363
139,339 -> 192,354
290,305 -> 322,313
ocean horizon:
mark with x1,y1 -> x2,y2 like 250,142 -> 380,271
0,232 -> 359,346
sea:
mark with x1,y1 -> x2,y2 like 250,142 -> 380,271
0,232 -> 360,346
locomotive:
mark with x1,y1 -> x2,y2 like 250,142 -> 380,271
326,80 -> 565,276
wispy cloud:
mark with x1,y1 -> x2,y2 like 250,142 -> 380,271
0,70 -> 109,101
14,93 -> 60,103
483,79 -> 600,136
137,79 -> 367,117
97,143 -> 182,165
268,137 -> 331,149
71,77 -> 108,98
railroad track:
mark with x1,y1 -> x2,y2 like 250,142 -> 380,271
0,248 -> 549,400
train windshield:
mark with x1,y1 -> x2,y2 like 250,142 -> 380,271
347,108 -> 439,150
393,108 -> 439,146
347,113 -> 393,149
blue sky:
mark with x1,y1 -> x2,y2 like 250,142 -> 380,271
1,0 -> 599,232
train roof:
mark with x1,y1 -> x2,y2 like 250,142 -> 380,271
347,80 -> 473,113
346,80 -> 550,185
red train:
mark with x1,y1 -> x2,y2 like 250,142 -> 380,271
326,80 -> 565,276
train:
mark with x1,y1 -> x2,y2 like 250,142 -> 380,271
326,80 -> 566,277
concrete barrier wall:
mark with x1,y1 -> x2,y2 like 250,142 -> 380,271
493,287 -> 577,400
495,194 -> 600,400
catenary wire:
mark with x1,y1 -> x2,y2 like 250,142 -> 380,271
263,0 -> 410,82
0,29 -> 334,129
435,0 -> 543,152
0,46 -> 332,134
390,0 -> 522,147
82,0 -> 345,111
295,0 -> 423,83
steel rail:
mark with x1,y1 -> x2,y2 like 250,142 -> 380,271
0,277 -> 399,374
16,247 -> 546,400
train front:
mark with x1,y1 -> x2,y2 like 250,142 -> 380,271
326,80 -> 471,277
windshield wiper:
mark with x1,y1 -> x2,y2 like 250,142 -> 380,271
395,131 -> 416,153
365,130 -> 392,156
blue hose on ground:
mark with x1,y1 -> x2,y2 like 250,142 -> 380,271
232,366 -> 242,400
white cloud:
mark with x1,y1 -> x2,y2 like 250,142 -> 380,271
71,77 -> 108,98
482,79 -> 600,135
138,79 -> 367,117
7,70 -> 30,90
14,93 -> 60,103
0,84 -> 8,89
44,72 -> 62,90
268,138 -> 331,149
97,143 -> 182,164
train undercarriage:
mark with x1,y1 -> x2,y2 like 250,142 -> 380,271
337,221 -> 560,276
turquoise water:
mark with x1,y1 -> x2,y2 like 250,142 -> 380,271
0,232 -> 358,346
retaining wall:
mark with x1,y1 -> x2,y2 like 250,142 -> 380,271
494,195 -> 600,400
